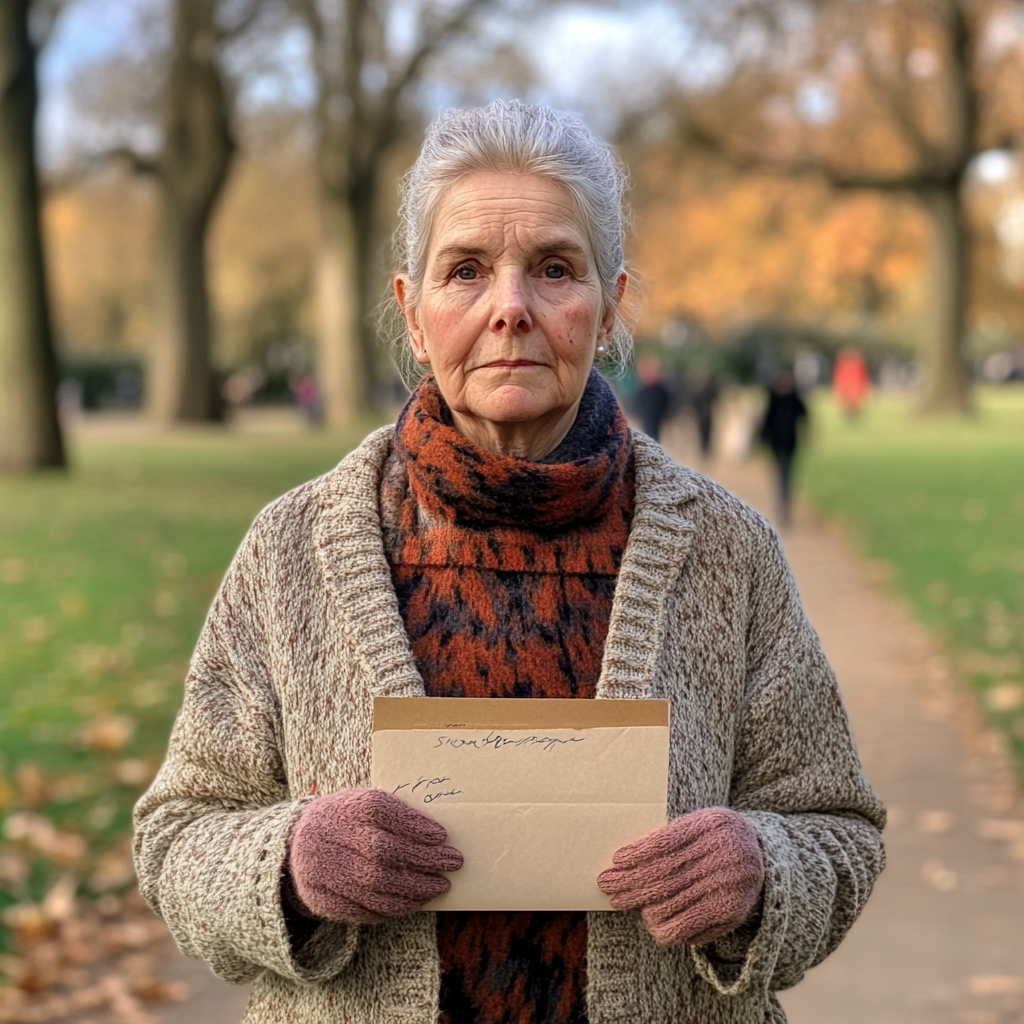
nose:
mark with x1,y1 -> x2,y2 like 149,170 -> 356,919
490,269 -> 533,335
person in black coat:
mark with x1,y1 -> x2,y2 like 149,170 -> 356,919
632,357 -> 673,442
759,369 -> 808,526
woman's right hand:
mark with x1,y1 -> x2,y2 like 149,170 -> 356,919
285,788 -> 463,924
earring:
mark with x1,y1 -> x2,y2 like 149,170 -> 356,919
596,345 -> 607,356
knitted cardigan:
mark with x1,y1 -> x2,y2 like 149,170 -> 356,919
133,426 -> 886,1024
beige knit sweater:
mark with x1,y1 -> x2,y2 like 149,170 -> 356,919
133,427 -> 885,1024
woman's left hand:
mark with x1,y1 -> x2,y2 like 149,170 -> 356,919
596,807 -> 765,947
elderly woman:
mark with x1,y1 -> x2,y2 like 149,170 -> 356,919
134,101 -> 884,1024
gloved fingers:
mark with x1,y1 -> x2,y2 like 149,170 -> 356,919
348,825 -> 463,872
597,849 -> 717,906
609,817 -> 703,869
611,807 -> 755,870
343,872 -> 452,917
346,789 -> 450,846
344,854 -> 459,900
597,866 -> 663,910
639,878 -> 735,928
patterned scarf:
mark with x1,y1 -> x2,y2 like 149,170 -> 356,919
380,369 -> 634,1023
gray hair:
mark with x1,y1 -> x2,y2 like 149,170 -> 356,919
383,100 -> 634,386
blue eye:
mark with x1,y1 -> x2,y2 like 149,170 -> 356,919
454,266 -> 477,280
544,264 -> 566,279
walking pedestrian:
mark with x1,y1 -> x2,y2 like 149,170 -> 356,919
833,348 -> 870,419
760,368 -> 808,527
632,356 -> 673,441
688,368 -> 719,459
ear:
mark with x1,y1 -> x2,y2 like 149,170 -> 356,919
599,272 -> 628,340
394,275 -> 429,364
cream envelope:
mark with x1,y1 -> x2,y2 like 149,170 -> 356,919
371,696 -> 670,911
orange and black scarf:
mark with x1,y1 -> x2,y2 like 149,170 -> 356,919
381,370 -> 634,1024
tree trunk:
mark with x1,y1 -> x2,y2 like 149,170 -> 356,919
148,0 -> 234,424
918,182 -> 971,413
0,0 -> 64,471
150,200 -> 219,421
314,179 -> 376,427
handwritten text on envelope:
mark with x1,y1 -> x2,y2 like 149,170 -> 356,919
371,697 -> 670,911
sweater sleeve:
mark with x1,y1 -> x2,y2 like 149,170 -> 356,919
689,520 -> 885,998
132,513 -> 359,985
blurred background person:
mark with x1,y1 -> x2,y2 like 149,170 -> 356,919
687,367 -> 719,460
833,348 -> 871,419
289,371 -> 323,426
631,355 -> 673,441
760,368 -> 808,527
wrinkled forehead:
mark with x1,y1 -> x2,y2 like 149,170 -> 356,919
427,170 -> 593,263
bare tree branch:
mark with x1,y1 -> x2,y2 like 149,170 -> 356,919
217,0 -> 268,42
28,0 -> 71,49
105,144 -> 161,176
858,33 -> 942,168
679,107 -> 953,192
370,0 -> 494,157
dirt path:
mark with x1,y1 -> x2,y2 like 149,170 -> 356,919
145,424 -> 1024,1024
664,422 -> 1024,1024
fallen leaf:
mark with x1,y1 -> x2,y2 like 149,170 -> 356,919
917,810 -> 957,834
985,685 -> 1024,712
0,558 -> 27,584
967,975 -> 1024,997
976,819 -> 1024,842
20,617 -> 53,643
115,760 -> 153,787
922,858 -> 957,891
14,765 -> 47,807
41,875 -> 78,923
79,715 -> 135,752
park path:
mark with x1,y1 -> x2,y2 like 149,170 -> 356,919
142,422 -> 1024,1024
663,420 -> 1024,1024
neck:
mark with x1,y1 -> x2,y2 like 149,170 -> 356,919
449,402 -> 582,461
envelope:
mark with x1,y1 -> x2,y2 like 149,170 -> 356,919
371,696 -> 670,911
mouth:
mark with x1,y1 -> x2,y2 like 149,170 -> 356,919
479,360 -> 543,370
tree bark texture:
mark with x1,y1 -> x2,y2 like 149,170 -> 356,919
148,0 -> 234,424
315,190 -> 373,426
918,183 -> 971,413
0,0 -> 65,471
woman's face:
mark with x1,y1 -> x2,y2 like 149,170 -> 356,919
396,171 -> 625,455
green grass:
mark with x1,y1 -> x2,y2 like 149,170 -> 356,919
0,420 -> 371,932
802,386 -> 1024,779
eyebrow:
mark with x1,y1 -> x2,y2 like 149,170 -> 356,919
432,239 -> 590,265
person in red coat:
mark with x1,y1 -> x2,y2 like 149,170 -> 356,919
833,348 -> 871,418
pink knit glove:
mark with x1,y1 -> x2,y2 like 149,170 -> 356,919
597,807 -> 765,946
285,788 -> 463,924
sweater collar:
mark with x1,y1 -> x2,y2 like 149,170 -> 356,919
313,426 -> 699,700
392,369 -> 632,530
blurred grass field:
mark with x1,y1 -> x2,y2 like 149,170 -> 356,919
802,385 -> 1024,779
0,421 -> 369,936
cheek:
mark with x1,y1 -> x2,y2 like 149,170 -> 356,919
421,296 -> 483,365
546,294 -> 603,353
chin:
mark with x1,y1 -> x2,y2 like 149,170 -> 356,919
473,383 -> 557,424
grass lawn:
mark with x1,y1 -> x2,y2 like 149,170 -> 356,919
802,385 -> 1024,780
0,419 -> 372,937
